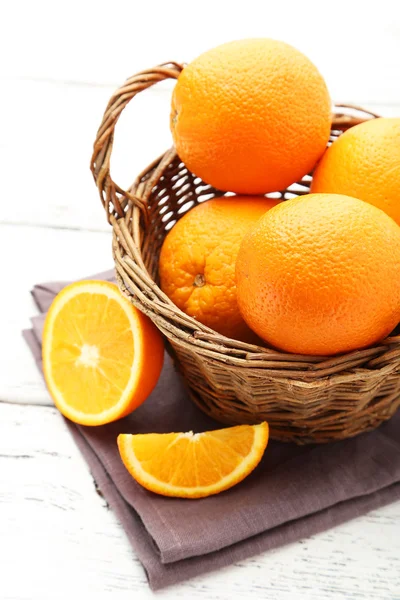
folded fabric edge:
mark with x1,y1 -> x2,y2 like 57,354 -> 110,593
94,415 -> 400,568
66,421 -> 400,590
66,421 -> 162,588
22,324 -> 400,589
23,329 -> 42,369
30,270 -> 116,307
80,409 -> 400,565
22,327 -> 400,569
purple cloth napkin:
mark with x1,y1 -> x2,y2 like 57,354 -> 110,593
23,270 -> 400,590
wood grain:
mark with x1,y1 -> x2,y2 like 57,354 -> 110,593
2,1 -> 400,105
1,402 -> 400,600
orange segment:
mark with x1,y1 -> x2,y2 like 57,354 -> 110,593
42,280 -> 164,426
117,422 -> 269,498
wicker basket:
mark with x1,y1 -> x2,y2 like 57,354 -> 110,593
91,62 -> 400,444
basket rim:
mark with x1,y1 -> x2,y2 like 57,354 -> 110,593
91,77 -> 400,381
112,194 -> 400,382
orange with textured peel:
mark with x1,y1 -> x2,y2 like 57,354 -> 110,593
42,280 -> 164,425
311,118 -> 400,225
118,422 -> 269,498
236,193 -> 400,356
171,38 -> 331,194
159,196 -> 281,342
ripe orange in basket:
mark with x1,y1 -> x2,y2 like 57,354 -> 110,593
159,196 -> 281,341
236,194 -> 400,356
42,281 -> 164,425
170,38 -> 331,194
118,422 -> 269,498
311,118 -> 400,225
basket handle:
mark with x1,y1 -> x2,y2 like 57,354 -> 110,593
332,104 -> 380,130
91,66 -> 377,221
90,62 -> 183,221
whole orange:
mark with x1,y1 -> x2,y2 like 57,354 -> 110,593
236,193 -> 400,356
311,118 -> 400,225
159,196 -> 281,341
170,38 -> 331,195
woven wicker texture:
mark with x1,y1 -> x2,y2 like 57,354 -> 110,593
91,63 -> 400,443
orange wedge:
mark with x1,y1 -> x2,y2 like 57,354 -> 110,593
42,280 -> 164,426
117,422 -> 269,498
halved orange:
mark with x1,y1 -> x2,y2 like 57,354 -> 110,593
42,280 -> 164,426
117,422 -> 269,498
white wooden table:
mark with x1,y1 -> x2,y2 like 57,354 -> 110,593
1,4 -> 400,596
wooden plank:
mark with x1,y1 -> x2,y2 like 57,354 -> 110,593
2,1 -> 400,107
1,402 -> 399,599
